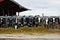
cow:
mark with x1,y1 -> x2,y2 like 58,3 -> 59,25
33,16 -> 39,27
27,16 -> 33,27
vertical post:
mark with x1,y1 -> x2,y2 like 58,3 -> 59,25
15,12 -> 19,29
46,18 -> 48,29
18,12 -> 19,16
38,17 -> 41,26
15,16 -> 18,29
42,13 -> 44,17
16,12 -> 19,16
5,14 -> 8,27
3,9 -> 4,16
53,17 -> 55,29
8,10 -> 9,16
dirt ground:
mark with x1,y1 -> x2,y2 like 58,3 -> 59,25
0,38 -> 60,40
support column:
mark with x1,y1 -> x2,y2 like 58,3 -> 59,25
16,12 -> 19,16
8,10 -> 9,16
3,9 -> 4,16
14,12 -> 19,29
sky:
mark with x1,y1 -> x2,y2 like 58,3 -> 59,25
14,0 -> 60,16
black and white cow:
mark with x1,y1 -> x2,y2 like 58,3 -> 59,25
55,17 -> 59,24
33,16 -> 39,27
48,17 -> 53,29
0,18 -> 2,27
20,16 -> 27,26
27,16 -> 33,27
40,17 -> 46,27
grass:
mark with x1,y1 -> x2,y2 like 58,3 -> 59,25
0,26 -> 56,34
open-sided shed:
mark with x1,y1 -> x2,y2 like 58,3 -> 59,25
0,0 -> 28,16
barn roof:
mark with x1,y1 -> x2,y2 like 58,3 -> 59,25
0,0 -> 28,12
0,0 -> 29,16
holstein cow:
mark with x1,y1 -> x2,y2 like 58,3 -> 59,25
27,16 -> 33,27
33,16 -> 39,27
40,17 -> 46,28
54,17 -> 60,29
48,17 -> 53,29
20,16 -> 27,26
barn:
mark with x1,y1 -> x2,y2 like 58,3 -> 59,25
0,0 -> 28,16
0,0 -> 29,29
